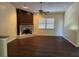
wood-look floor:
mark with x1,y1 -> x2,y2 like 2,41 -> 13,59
7,36 -> 79,57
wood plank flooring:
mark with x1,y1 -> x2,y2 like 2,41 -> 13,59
7,36 -> 79,57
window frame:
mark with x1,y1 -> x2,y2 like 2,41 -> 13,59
38,18 -> 54,30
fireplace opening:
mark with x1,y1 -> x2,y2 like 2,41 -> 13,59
22,28 -> 32,34
20,25 -> 33,35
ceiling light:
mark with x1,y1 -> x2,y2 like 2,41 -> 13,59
22,5 -> 28,9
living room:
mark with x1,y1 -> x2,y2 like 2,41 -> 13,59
0,2 -> 79,57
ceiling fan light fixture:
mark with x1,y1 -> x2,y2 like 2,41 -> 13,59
39,10 -> 43,13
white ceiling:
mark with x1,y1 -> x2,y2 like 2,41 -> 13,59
11,2 -> 73,13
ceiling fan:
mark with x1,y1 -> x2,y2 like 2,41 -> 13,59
39,2 -> 43,13
38,2 -> 50,15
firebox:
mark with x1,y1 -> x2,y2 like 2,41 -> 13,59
20,25 -> 33,35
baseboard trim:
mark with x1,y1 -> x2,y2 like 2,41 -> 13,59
76,45 -> 79,47
63,36 -> 79,47
34,34 -> 62,36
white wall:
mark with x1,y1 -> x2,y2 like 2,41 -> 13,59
64,3 -> 79,47
33,13 -> 64,36
0,3 -> 17,42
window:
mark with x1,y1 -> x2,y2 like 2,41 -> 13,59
38,18 -> 54,29
38,20 -> 45,29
